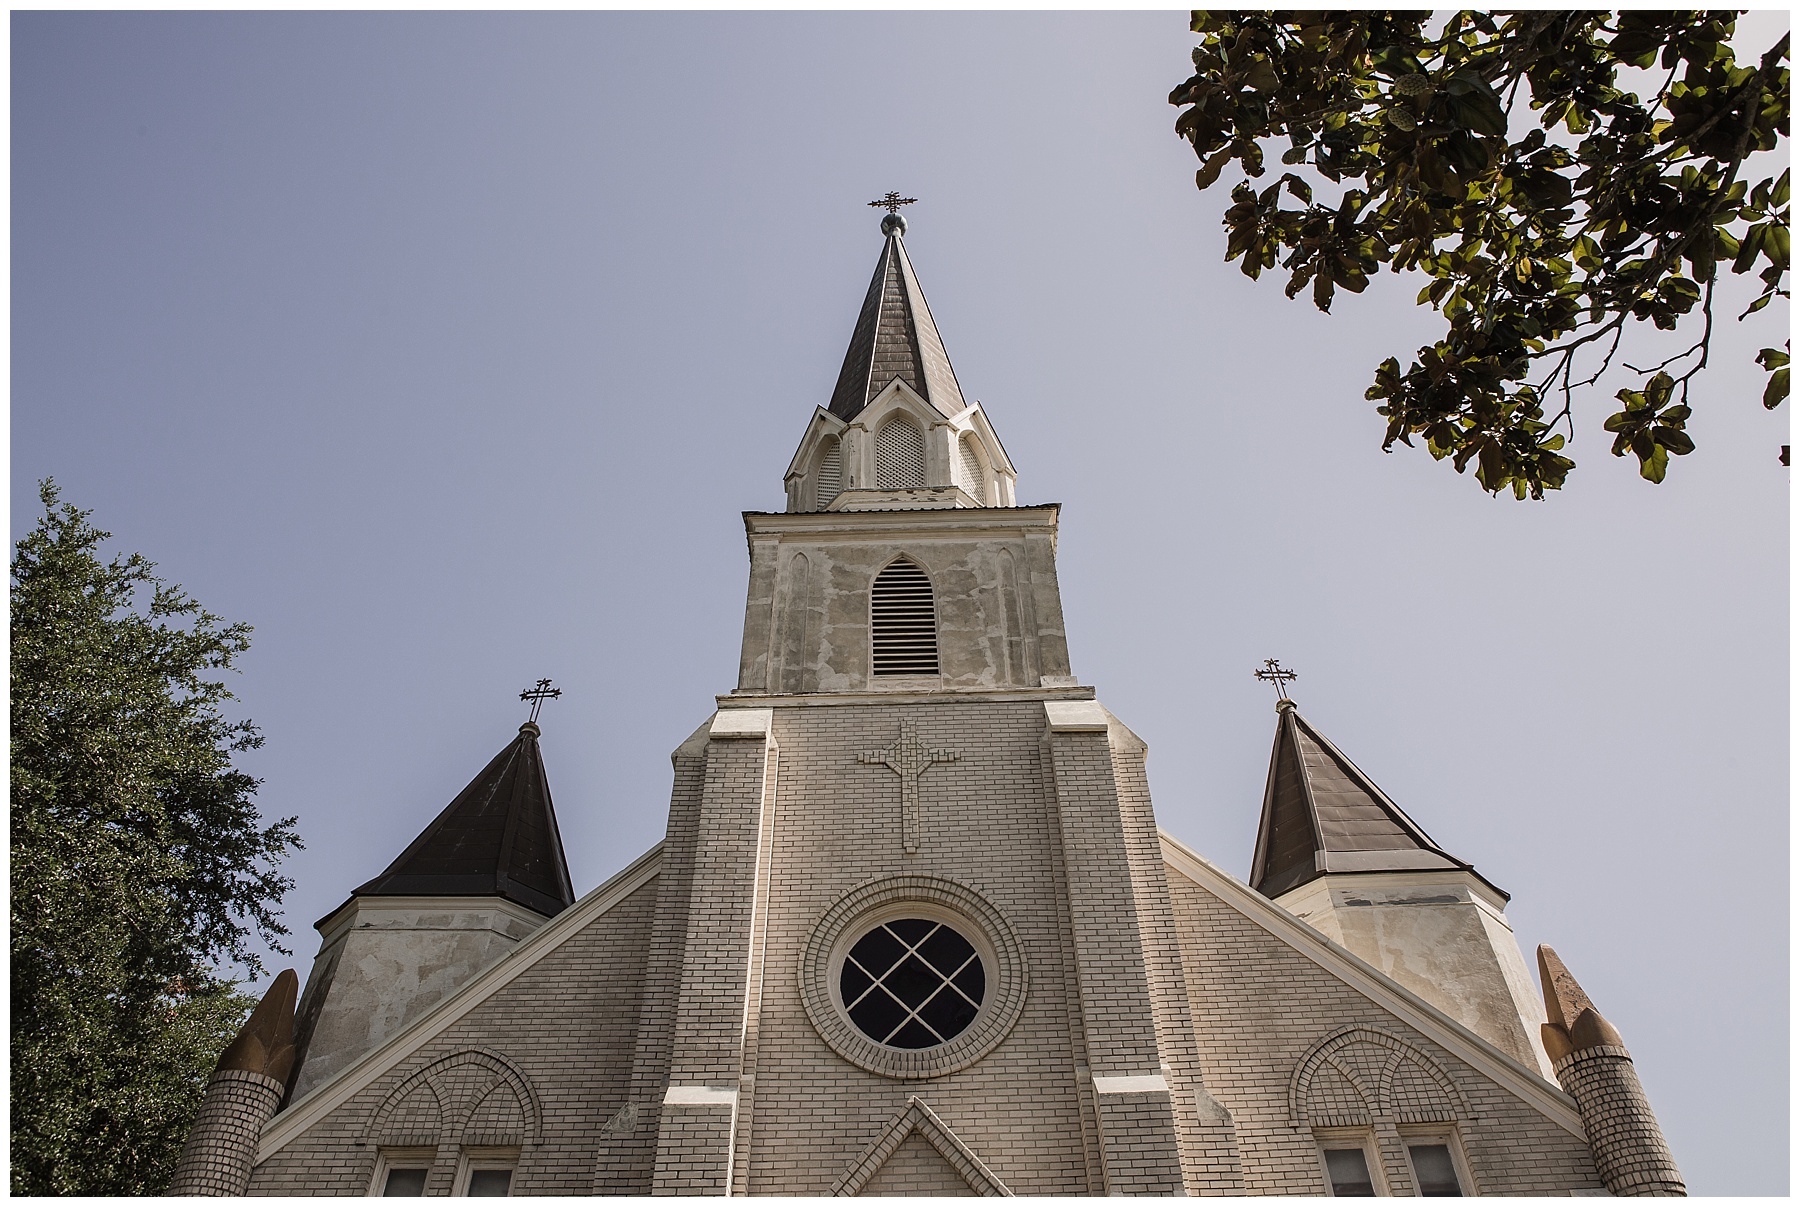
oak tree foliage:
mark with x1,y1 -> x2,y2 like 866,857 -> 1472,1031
1169,10 -> 1789,496
11,481 -> 301,1195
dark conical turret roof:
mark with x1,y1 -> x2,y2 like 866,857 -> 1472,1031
827,231 -> 967,422
1249,700 -> 1503,901
354,721 -> 575,918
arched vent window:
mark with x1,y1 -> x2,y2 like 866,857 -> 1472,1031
871,558 -> 939,676
957,436 -> 985,504
875,419 -> 927,490
815,439 -> 842,510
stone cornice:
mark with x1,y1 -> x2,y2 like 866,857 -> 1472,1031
743,503 -> 1059,541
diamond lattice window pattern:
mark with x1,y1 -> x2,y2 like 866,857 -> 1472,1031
870,559 -> 939,676
875,419 -> 927,489
841,919 -> 986,1049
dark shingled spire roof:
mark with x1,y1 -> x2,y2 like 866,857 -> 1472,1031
354,722 -> 575,918
827,231 -> 967,422
1249,700 -> 1503,901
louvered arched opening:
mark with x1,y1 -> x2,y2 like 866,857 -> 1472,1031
870,557 -> 939,676
874,418 -> 927,489
814,438 -> 843,510
957,435 -> 986,504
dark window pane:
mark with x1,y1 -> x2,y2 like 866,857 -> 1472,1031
839,961 -> 873,1005
886,918 -> 935,945
1409,1145 -> 1462,1196
917,927 -> 975,976
848,984 -> 909,1042
951,959 -> 985,1005
883,955 -> 942,1007
848,928 -> 906,976
887,1018 -> 941,1049
843,919 -> 984,1047
383,1168 -> 428,1196
466,1168 -> 512,1196
916,983 -> 979,1039
1324,1148 -> 1375,1196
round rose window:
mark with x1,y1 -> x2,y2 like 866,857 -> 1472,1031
840,918 -> 986,1049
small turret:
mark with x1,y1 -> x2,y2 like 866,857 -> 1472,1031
1538,946 -> 1685,1196
167,970 -> 299,1195
287,705 -> 575,1100
1249,681 -> 1552,1076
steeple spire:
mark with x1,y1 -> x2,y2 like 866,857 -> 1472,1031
1248,695 -> 1496,900
353,720 -> 575,918
827,202 -> 967,422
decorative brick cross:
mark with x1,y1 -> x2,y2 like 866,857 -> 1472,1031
858,721 -> 959,854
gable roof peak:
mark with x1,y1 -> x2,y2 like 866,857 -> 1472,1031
827,228 -> 967,423
1249,699 -> 1502,901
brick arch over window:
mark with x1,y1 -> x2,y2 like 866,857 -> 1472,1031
361,1048 -> 543,1148
870,556 -> 939,676
874,417 -> 927,489
1289,1026 -> 1469,1129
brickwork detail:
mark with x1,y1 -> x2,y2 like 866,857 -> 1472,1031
167,1069 -> 283,1195
1554,1047 -> 1685,1196
831,1096 -> 1012,1196
651,728 -> 777,1194
1045,724 -> 1188,1194
1103,718 -> 1245,1195
247,876 -> 660,1195
359,1049 -> 540,1148
1289,1026 -> 1468,1128
592,726 -> 708,1193
1166,864 -> 1607,1196
798,873 -> 1027,1080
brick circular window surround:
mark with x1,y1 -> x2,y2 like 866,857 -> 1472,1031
801,875 -> 1027,1080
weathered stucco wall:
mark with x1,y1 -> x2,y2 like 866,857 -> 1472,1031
289,898 -> 551,1101
1276,872 -> 1553,1077
736,506 -> 1070,695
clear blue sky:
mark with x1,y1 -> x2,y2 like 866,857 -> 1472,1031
11,12 -> 1788,1193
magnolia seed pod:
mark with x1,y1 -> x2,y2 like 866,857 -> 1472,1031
1387,107 -> 1418,132
1396,73 -> 1432,97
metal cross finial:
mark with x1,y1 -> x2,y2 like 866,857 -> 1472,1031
1253,658 -> 1299,701
519,678 -> 562,725
868,192 -> 918,215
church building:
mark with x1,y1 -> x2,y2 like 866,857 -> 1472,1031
170,205 -> 1683,1197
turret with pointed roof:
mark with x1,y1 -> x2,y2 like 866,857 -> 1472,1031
353,720 -> 574,918
1248,691 -> 1552,1076
1250,697 -> 1496,900
286,718 -> 577,1100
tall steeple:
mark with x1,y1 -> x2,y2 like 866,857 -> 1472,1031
783,201 -> 1015,514
826,207 -> 967,422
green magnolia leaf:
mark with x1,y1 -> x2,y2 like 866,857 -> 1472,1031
1171,11 -> 1790,497
1765,366 -> 1790,408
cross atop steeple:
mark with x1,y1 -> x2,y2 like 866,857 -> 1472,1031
868,191 -> 918,215
519,678 -> 562,725
1253,659 -> 1298,703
